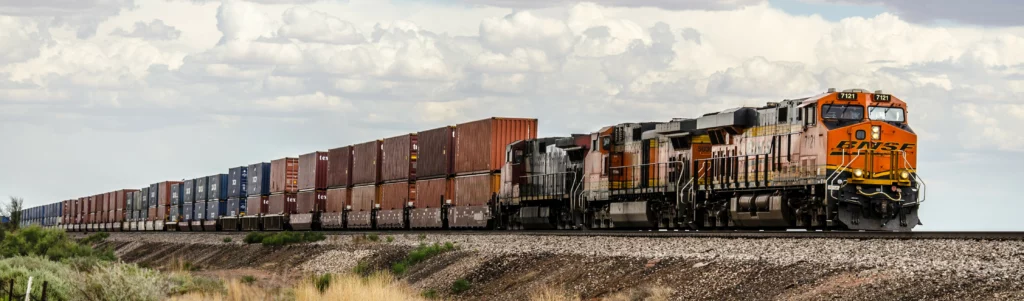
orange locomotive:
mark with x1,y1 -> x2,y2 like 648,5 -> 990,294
502,88 -> 923,231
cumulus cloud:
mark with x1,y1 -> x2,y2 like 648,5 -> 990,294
111,20 -> 183,40
817,0 -> 1024,26
0,0 -> 134,38
270,6 -> 364,44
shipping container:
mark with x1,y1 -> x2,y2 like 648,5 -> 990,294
352,140 -> 382,186
149,183 -> 159,207
268,193 -> 297,215
170,183 -> 183,207
454,173 -> 499,206
382,134 -> 418,182
326,146 -> 353,188
271,158 -> 299,194
228,166 -> 248,198
325,188 -> 349,213
227,198 -> 246,216
195,177 -> 208,202
94,194 -> 104,216
183,202 -> 194,221
299,152 -> 329,191
296,190 -> 326,213
194,201 -> 207,220
207,174 -> 229,200
417,126 -> 455,179
351,185 -> 378,212
147,207 -> 157,221
183,179 -> 195,203
248,162 -> 272,196
416,177 -> 452,209
170,205 -> 181,222
156,181 -> 181,207
246,195 -> 269,215
380,182 -> 415,210
455,117 -> 538,174
207,199 -> 226,219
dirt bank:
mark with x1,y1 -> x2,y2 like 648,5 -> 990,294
95,233 -> 1024,300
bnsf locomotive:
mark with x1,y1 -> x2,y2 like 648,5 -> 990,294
23,88 -> 924,232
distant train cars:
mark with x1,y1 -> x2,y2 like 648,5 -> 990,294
28,89 -> 924,232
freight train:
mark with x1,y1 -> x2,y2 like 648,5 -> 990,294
19,88 -> 925,232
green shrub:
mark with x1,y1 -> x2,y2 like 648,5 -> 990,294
451,279 -> 471,294
422,289 -> 439,299
222,237 -> 232,243
79,232 -> 110,245
391,242 -> 457,275
314,273 -> 332,293
367,233 -> 380,242
418,234 -> 426,240
0,226 -> 115,262
81,262 -> 172,301
386,236 -> 394,243
353,261 -> 370,276
243,232 -> 324,246
0,256 -> 77,301
243,232 -> 269,244
240,275 -> 256,285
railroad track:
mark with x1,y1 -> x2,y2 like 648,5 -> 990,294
90,229 -> 1024,240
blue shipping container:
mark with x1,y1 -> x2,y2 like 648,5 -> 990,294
228,166 -> 248,198
207,174 -> 229,201
207,199 -> 227,219
195,177 -> 208,202
194,201 -> 207,220
183,179 -> 196,203
170,183 -> 184,207
247,162 -> 271,196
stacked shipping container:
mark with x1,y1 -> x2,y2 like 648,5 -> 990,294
451,118 -> 537,228
292,152 -> 328,230
324,146 -> 352,229
205,174 -> 228,230
349,140 -> 382,229
413,126 -> 455,228
243,162 -> 271,231
227,166 -> 248,217
379,134 -> 417,228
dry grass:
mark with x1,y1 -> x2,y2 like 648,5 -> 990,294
169,272 -> 428,301
529,286 -> 581,301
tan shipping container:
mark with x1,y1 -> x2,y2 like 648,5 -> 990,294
296,190 -> 326,213
380,182 -> 415,210
381,134 -> 417,182
454,173 -> 499,207
352,140 -> 382,186
268,193 -> 297,215
246,195 -> 269,216
454,117 -> 538,174
415,177 -> 452,208
351,185 -> 378,212
271,157 -> 299,194
325,188 -> 350,213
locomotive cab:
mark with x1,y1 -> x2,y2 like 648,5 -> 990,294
817,89 -> 924,231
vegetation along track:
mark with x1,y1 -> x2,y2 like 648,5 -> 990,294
127,230 -> 1024,240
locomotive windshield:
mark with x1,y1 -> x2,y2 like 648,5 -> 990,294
868,106 -> 905,122
821,104 -> 864,120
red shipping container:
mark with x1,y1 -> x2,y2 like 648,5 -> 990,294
380,182 -> 415,210
454,173 -> 498,206
268,193 -> 297,215
299,152 -> 329,191
454,117 -> 538,174
93,194 -> 104,214
327,146 -> 353,188
351,185 -> 378,212
417,126 -> 454,179
325,188 -> 349,213
107,191 -> 115,213
351,140 -> 382,186
296,190 -> 326,213
158,205 -> 169,221
148,207 -> 157,221
381,134 -> 418,182
115,209 -> 124,222
246,195 -> 269,215
271,158 -> 299,194
415,178 -> 452,208
156,181 -> 182,207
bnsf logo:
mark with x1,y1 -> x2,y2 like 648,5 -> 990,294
835,141 -> 915,151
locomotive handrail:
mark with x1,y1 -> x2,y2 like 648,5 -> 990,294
608,161 -> 685,190
826,149 -> 861,203
901,151 -> 926,203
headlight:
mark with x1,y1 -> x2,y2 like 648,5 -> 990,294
900,171 -> 910,179
871,126 -> 881,139
853,169 -> 864,178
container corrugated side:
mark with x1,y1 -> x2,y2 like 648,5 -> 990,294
351,141 -> 382,186
416,126 -> 454,179
207,174 -> 228,200
246,195 -> 269,215
350,185 -> 378,212
381,134 -> 417,182
156,181 -> 181,207
299,152 -> 329,191
454,173 -> 499,206
270,158 -> 299,194
296,190 -> 326,213
183,179 -> 195,203
268,193 -> 297,215
454,117 -> 538,174
325,188 -> 349,213
380,182 -> 415,210
327,146 -> 352,188
415,177 -> 452,208
228,166 -> 248,198
195,177 -> 208,202
248,162 -> 272,196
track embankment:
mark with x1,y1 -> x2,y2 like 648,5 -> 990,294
95,232 -> 1024,300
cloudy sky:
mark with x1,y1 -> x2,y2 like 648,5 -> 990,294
1,0 -> 1021,230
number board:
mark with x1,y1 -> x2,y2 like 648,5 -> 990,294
837,92 -> 857,100
873,94 -> 892,102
